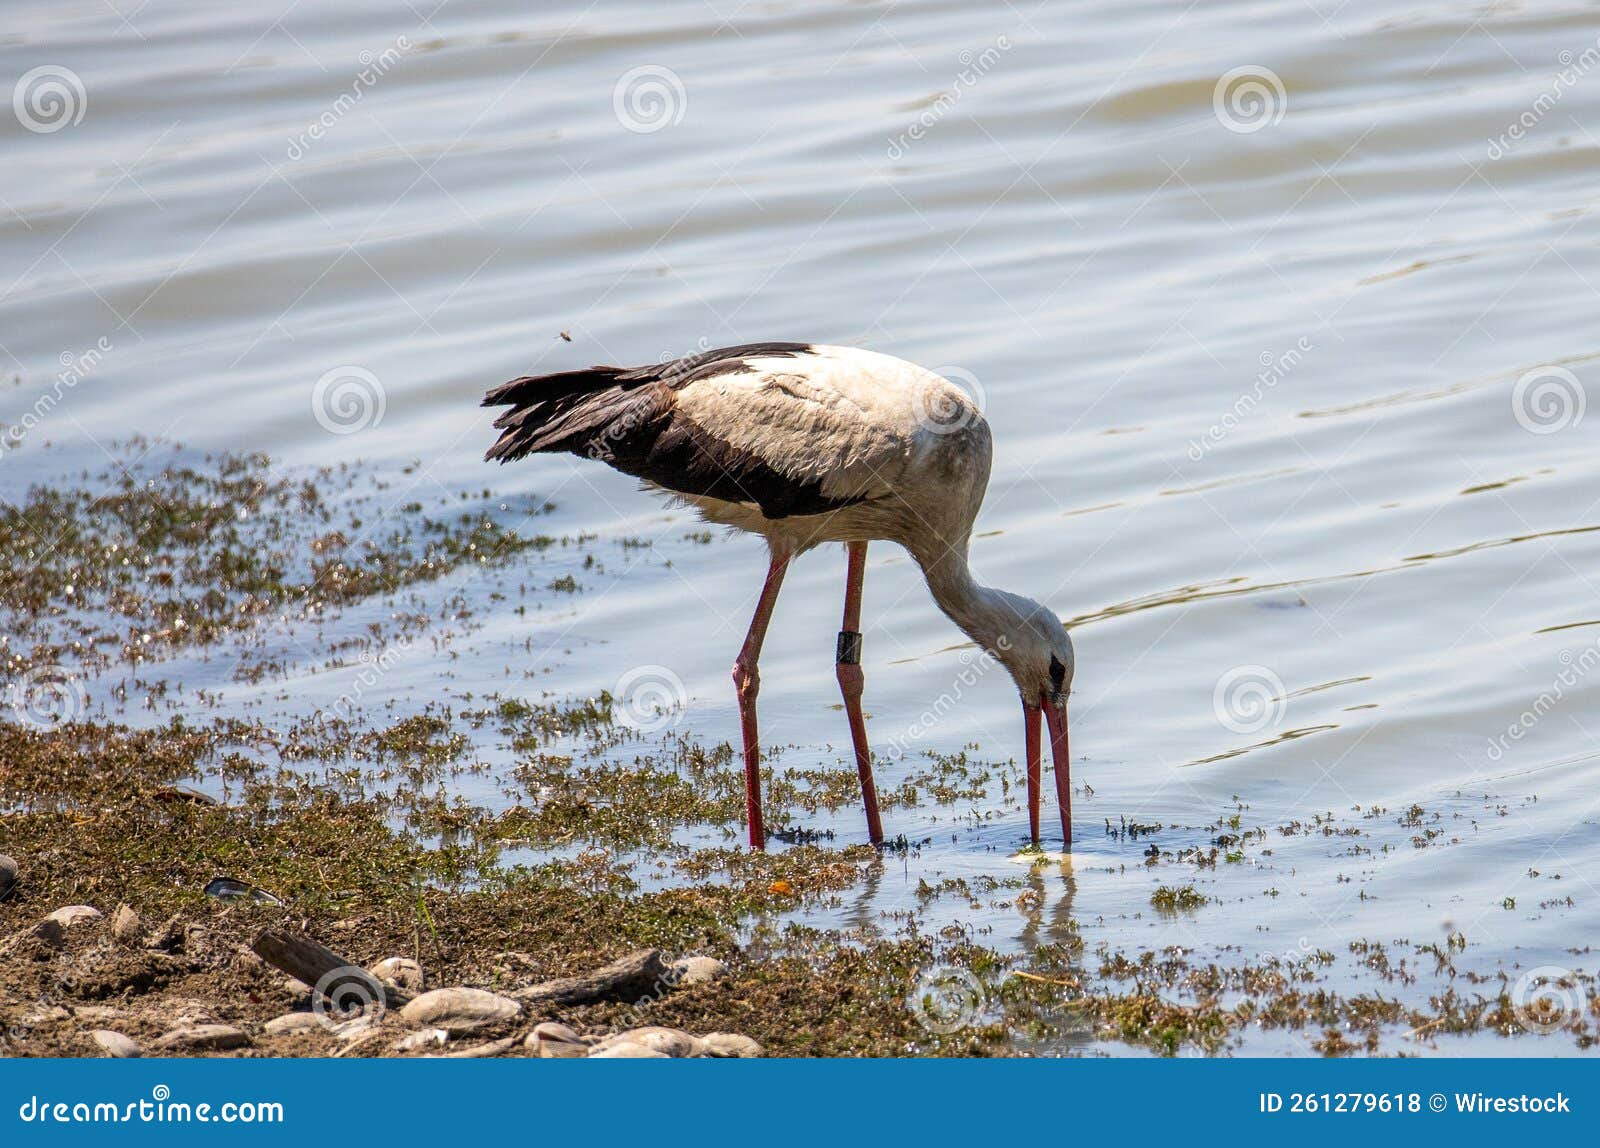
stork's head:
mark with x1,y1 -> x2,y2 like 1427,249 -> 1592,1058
987,596 -> 1075,711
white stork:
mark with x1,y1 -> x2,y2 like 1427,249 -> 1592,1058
484,342 -> 1075,849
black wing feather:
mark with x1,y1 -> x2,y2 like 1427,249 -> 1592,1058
482,342 -> 863,519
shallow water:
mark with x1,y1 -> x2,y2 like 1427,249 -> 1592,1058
5,0 -> 1600,1053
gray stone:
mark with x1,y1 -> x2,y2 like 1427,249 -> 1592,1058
599,1026 -> 697,1058
526,1021 -> 588,1057
263,1013 -> 323,1037
153,1024 -> 250,1052
46,905 -> 102,927
671,955 -> 728,986
0,854 -> 17,901
699,1032 -> 763,1058
90,1030 -> 141,1058
532,1021 -> 583,1044
110,903 -> 142,945
368,956 -> 424,992
398,987 -> 521,1035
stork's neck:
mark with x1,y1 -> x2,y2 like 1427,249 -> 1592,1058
912,540 -> 1027,656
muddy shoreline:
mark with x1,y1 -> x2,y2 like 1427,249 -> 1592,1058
2,450 -> 1595,1057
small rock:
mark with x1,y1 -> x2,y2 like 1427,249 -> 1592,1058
531,1021 -> 582,1044
110,903 -> 142,945
31,919 -> 66,947
90,1030 -> 141,1059
598,1026 -> 697,1058
589,1042 -> 669,1059
671,955 -> 728,986
368,956 -> 424,992
526,1021 -> 588,1058
0,854 -> 17,901
699,1032 -> 763,1058
153,1024 -> 250,1053
398,987 -> 521,1035
535,1037 -> 589,1059
47,905 -> 102,928
263,1013 -> 323,1037
394,1028 -> 448,1053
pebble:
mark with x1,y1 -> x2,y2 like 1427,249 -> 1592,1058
589,1042 -> 669,1059
699,1032 -> 763,1058
368,956 -> 424,992
47,905 -> 102,928
110,903 -> 142,945
153,1024 -> 250,1052
597,1026 -> 698,1058
263,1013 -> 323,1037
394,1028 -> 448,1053
91,1030 -> 141,1059
397,987 -> 521,1035
0,854 -> 17,901
526,1021 -> 588,1058
671,956 -> 728,986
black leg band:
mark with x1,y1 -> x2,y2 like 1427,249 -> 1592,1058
836,630 -> 863,665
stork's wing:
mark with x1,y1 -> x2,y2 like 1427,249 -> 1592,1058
483,343 -> 914,519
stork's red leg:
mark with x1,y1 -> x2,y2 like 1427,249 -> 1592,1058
836,541 -> 883,844
733,547 -> 791,849
1023,700 -> 1042,842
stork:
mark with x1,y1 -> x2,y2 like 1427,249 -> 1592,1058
483,342 -> 1075,849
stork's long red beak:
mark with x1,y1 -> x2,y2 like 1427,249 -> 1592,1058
1023,695 -> 1072,847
